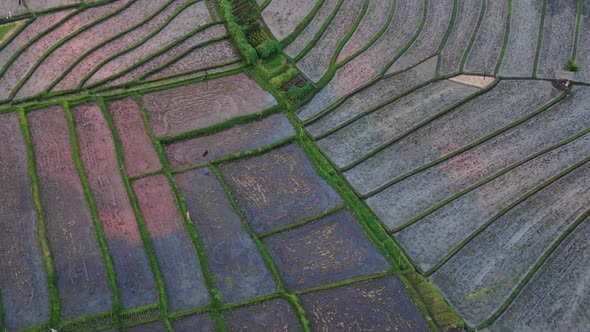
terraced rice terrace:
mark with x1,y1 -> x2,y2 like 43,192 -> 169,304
0,0 -> 588,331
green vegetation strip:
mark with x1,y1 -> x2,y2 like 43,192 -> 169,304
218,0 -> 258,64
63,102 -> 123,329
335,0 -> 396,67
18,109 -> 60,329
258,205 -> 346,238
328,0 -> 369,68
494,0 -> 512,75
532,0 -> 547,78
572,0 -> 584,60
380,0 -> 429,77
459,0 -> 486,72
170,135 -> 296,177
0,19 -> 32,53
209,164 -> 312,332
134,94 -> 228,331
0,61 -> 242,113
436,0 -> 459,75
0,23 -> 16,41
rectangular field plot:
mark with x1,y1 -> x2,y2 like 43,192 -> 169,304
283,0 -> 339,58
431,161 -> 590,326
576,1 -> 590,83
493,215 -> 590,332
224,298 -> 301,331
26,0 -> 80,11
373,86 -> 590,233
174,167 -> 277,303
142,73 -> 276,137
303,55 -> 438,134
84,1 -> 212,86
0,113 -> 49,331
125,320 -> 167,332
299,276 -> 429,331
72,102 -> 157,310
499,0 -> 543,77
345,80 -> 562,196
107,98 -> 162,178
263,210 -> 390,291
536,0 -> 578,78
387,0 -> 453,74
336,0 -> 393,63
439,0 -> 482,76
463,0 -> 509,74
316,80 -> 479,168
218,144 -> 343,234
262,0 -> 320,41
172,313 -> 215,331
296,0 -> 365,82
28,106 -> 112,320
165,114 -> 295,169
394,131 -> 590,272
53,0 -> 185,92
132,175 -> 210,312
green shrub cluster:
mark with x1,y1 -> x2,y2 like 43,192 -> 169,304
218,0 -> 258,65
565,58 -> 582,72
260,56 -> 289,77
269,68 -> 298,89
256,39 -> 281,58
288,81 -> 315,101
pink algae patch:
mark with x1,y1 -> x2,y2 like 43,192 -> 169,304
108,98 -> 162,178
72,102 -> 142,243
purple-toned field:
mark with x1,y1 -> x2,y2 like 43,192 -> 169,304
28,106 -> 112,320
264,210 -> 390,291
174,167 -> 277,303
72,102 -> 157,310
300,276 -> 430,331
165,113 -> 295,169
0,113 -> 49,331
218,144 -> 343,234
224,298 -> 301,331
133,175 -> 210,312
142,73 -> 276,137
1,0 -> 587,330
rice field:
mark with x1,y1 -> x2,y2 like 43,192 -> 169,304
0,0 -> 588,331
